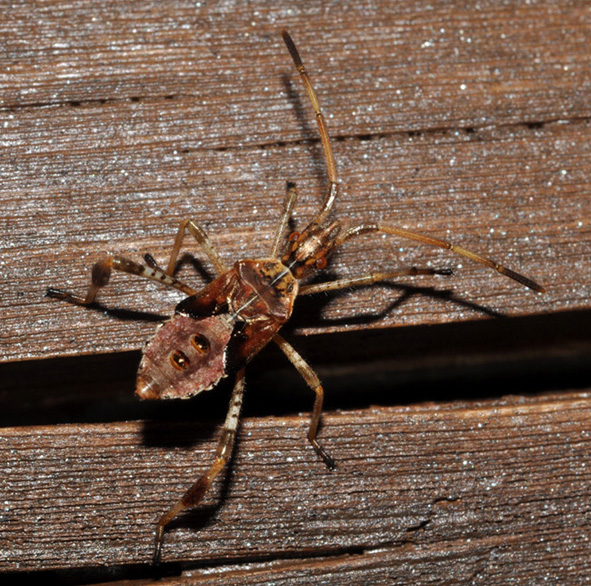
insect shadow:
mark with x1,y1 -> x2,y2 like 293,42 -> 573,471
171,252 -> 216,284
78,303 -> 167,323
285,278 -> 505,334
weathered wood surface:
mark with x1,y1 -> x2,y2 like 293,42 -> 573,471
1,1 -> 591,584
1,391 -> 590,582
0,0 -> 589,362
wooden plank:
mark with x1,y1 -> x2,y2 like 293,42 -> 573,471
1,1 -> 589,131
1,2 -> 590,583
1,0 -> 590,362
1,391 -> 590,581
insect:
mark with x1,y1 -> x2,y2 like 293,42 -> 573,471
47,30 -> 545,563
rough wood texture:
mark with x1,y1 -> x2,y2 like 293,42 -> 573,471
2,392 -> 591,582
1,1 -> 591,584
0,0 -> 589,362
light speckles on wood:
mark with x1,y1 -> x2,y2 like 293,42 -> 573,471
1,2 -> 590,362
1,392 -> 590,578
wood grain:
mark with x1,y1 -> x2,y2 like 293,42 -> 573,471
1,0 -> 590,362
1,392 -> 590,581
1,1 -> 591,583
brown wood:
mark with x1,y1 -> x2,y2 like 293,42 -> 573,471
1,0 -> 589,362
1,391 -> 591,581
1,1 -> 591,583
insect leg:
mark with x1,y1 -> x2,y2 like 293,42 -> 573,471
273,334 -> 335,470
46,255 -> 197,305
271,182 -> 299,258
282,31 -> 339,226
337,223 -> 545,293
166,218 -> 227,277
299,266 -> 453,295
153,368 -> 246,565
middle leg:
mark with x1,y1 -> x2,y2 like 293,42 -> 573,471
273,334 -> 335,470
299,266 -> 453,296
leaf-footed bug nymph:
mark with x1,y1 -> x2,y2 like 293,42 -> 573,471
47,30 -> 545,563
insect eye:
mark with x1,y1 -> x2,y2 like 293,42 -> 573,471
315,256 -> 327,269
288,231 -> 300,242
170,349 -> 190,370
191,334 -> 210,354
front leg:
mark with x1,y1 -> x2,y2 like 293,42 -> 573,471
167,218 -> 227,277
337,223 -> 545,293
46,254 -> 197,305
153,368 -> 246,564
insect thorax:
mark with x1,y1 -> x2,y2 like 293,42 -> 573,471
232,258 -> 298,324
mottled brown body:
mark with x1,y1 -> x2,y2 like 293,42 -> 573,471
179,259 -> 297,334
219,259 -> 298,365
46,31 -> 544,565
136,314 -> 233,400
137,258 -> 298,401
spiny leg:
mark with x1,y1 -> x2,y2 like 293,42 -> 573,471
337,223 -> 545,293
273,334 -> 335,470
299,266 -> 453,296
271,182 -> 299,258
282,31 -> 339,225
153,368 -> 246,565
46,255 -> 197,305
166,218 -> 227,277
